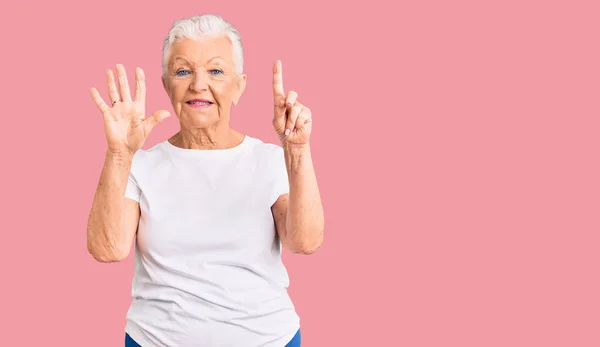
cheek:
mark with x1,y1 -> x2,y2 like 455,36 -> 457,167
210,81 -> 235,105
174,86 -> 189,102
166,82 -> 187,102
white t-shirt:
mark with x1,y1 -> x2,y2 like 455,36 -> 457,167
123,135 -> 300,347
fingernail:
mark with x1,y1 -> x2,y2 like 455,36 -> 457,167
285,129 -> 290,136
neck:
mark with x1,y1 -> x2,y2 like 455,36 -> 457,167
169,125 -> 244,150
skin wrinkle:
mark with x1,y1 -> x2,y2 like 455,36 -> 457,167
87,28 -> 323,263
162,35 -> 246,150
86,17 -> 323,346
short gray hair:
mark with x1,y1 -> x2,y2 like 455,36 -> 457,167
162,14 -> 244,76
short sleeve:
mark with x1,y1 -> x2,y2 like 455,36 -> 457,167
124,153 -> 142,202
272,145 -> 290,198
125,174 -> 141,202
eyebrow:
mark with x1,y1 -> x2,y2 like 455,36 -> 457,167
170,57 -> 191,67
170,56 -> 225,66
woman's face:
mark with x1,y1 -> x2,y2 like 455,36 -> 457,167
162,35 -> 246,130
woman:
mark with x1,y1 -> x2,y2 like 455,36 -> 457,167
86,14 -> 324,347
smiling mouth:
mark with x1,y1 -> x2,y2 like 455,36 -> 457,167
186,99 -> 214,108
186,100 -> 213,105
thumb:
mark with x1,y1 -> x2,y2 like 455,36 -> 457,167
144,110 -> 170,135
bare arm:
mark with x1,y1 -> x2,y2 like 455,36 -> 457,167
87,64 -> 169,262
270,59 -> 324,254
86,151 -> 140,262
273,143 -> 324,254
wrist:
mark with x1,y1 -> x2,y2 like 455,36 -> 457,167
283,142 -> 310,154
106,149 -> 134,164
283,142 -> 312,175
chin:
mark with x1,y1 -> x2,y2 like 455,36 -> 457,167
183,113 -> 219,128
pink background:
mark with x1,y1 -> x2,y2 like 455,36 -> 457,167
2,0 -> 599,346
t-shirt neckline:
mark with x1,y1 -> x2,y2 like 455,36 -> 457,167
161,134 -> 251,157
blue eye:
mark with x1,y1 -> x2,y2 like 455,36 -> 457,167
176,69 -> 190,76
210,69 -> 223,75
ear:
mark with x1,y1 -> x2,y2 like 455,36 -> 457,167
161,75 -> 168,93
232,73 -> 247,106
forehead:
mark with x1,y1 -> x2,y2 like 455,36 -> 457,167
167,35 -> 234,66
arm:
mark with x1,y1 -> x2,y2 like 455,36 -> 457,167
87,64 -> 168,263
273,143 -> 324,255
270,59 -> 324,254
86,151 -> 140,262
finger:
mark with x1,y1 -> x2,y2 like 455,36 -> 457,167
106,69 -> 120,104
272,60 -> 285,100
135,67 -> 146,104
283,91 -> 298,133
272,61 -> 286,124
285,102 -> 303,136
294,107 -> 312,131
274,98 -> 286,124
285,91 -> 298,108
90,87 -> 110,114
116,64 -> 132,102
143,109 -> 171,135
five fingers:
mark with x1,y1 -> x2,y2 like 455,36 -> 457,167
92,64 -> 146,111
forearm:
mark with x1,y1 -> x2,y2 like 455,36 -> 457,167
86,151 -> 133,262
283,143 -> 324,254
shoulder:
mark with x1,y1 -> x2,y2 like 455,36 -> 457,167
129,141 -> 169,172
245,136 -> 285,165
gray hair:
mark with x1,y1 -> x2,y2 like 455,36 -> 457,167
161,14 -> 244,76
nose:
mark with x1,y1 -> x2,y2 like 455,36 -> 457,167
190,71 -> 209,92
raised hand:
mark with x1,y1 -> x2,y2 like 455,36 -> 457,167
272,60 -> 312,147
90,64 -> 170,156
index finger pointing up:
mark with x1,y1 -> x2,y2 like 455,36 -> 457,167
273,60 -> 284,99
